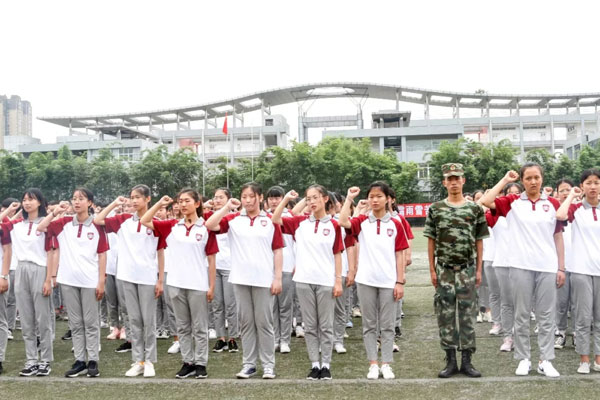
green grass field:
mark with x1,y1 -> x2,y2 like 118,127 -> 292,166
1,228 -> 598,399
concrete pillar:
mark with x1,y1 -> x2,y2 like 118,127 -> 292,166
378,137 -> 384,154
519,121 -> 525,161
401,136 -> 407,162
550,117 -> 555,155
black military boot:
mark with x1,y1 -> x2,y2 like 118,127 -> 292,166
438,349 -> 459,378
460,350 -> 482,377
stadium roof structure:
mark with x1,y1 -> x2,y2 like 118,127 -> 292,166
38,82 -> 600,129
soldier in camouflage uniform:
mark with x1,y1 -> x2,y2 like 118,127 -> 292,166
424,163 -> 489,378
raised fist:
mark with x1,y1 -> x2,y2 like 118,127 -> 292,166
285,190 -> 299,200
347,186 -> 360,200
504,171 -> 519,182
227,198 -> 241,210
159,195 -> 173,206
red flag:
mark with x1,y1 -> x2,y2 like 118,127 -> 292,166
222,113 -> 228,135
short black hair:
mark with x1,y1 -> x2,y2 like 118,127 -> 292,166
580,169 -> 600,184
266,185 -> 285,199
1,197 -> 18,209
22,188 -> 48,219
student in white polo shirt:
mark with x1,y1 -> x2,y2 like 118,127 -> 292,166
1,198 -> 19,342
556,169 -> 600,374
0,214 -> 13,375
339,181 -> 408,380
105,207 -> 129,343
142,189 -> 218,379
271,186 -> 344,380
39,188 -> 108,378
553,178 -> 575,350
2,189 -> 54,377
94,184 -> 166,378
209,187 -> 239,354
205,182 -> 284,380
481,164 -> 566,378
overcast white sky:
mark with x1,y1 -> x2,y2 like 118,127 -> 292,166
2,0 -> 599,144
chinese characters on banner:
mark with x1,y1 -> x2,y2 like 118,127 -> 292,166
397,203 -> 432,218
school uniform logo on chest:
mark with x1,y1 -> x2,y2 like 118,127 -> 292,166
195,232 -> 203,241
387,228 -> 394,237
146,228 -> 153,235
322,228 -> 330,236
87,232 -> 94,240
543,204 -> 550,212
260,219 -> 268,227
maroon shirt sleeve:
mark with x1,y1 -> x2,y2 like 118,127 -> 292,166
205,231 -> 219,256
271,223 -> 285,251
344,228 -> 356,248
153,219 -> 178,242
0,227 -> 11,245
218,213 -> 239,234
95,224 -> 109,253
485,210 -> 498,228
349,214 -> 368,236
104,213 -> 132,233
331,220 -> 344,254
281,215 -> 307,236
548,197 -> 564,234
392,219 -> 410,252
493,194 -> 519,217
567,203 -> 582,223
399,215 -> 414,240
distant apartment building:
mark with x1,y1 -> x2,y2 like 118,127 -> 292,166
1,95 -> 34,149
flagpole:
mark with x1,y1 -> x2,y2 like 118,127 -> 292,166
202,108 -> 207,196
251,126 -> 254,181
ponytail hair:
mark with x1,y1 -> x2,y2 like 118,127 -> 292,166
305,184 -> 334,212
131,184 -> 151,198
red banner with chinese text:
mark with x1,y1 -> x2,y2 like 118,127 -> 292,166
397,203 -> 432,218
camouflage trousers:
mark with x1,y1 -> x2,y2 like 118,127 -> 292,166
434,263 -> 477,351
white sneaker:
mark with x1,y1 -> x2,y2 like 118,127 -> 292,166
107,327 -> 120,340
537,360 -> 560,378
274,343 -> 280,352
593,361 -> 600,372
295,326 -> 305,338
120,327 -> 127,340
262,367 -> 276,379
352,307 -> 362,318
125,362 -> 144,377
280,343 -> 291,354
476,312 -> 483,323
100,321 -> 109,329
7,329 -> 13,340
534,324 -> 539,334
393,342 -> 399,353
367,364 -> 379,380
168,341 -> 180,354
500,336 -> 514,352
380,364 -> 395,379
577,362 -> 590,374
530,312 -> 536,321
489,324 -> 502,336
334,343 -> 347,354
515,359 -> 531,376
143,361 -> 155,377
208,329 -> 217,340
483,311 -> 492,322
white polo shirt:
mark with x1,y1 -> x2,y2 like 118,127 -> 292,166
48,216 -> 109,289
154,218 -> 219,291
218,209 -> 284,288
349,212 -> 409,289
482,211 -> 496,262
494,193 -> 563,273
204,210 -> 231,271
105,213 -> 166,285
106,232 -> 118,276
4,218 -> 51,267
1,217 -> 18,271
280,209 -> 296,273
281,214 -> 343,287
566,200 -> 600,276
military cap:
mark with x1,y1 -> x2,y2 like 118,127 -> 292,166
442,163 -> 464,177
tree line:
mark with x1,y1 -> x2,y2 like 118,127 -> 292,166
0,137 -> 598,204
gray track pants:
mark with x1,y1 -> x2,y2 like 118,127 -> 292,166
511,268 -> 556,361
157,272 -> 176,333
570,273 -> 600,357
273,272 -> 293,346
121,280 -> 157,363
213,269 -> 238,338
484,261 -> 501,325
169,286 -> 209,365
495,266 -> 514,338
6,270 -> 16,330
0,290 -> 8,362
556,271 -> 571,333
15,261 -> 53,363
116,279 -> 131,339
296,283 -> 335,364
234,284 -> 275,370
62,284 -> 100,362
334,277 -> 349,345
357,283 -> 395,363
105,274 -> 126,329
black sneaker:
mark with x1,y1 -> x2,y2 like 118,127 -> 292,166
36,362 -> 51,376
228,338 -> 239,353
87,360 -> 100,377
319,367 -> 332,380
61,330 -> 72,341
115,341 -> 132,353
213,339 -> 228,353
395,327 -> 402,338
195,365 -> 208,379
65,360 -> 87,377
175,363 -> 196,379
0,362 -> 4,375
307,367 -> 321,380
19,363 -> 38,377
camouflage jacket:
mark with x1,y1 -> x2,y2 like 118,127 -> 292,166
423,199 -> 489,266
